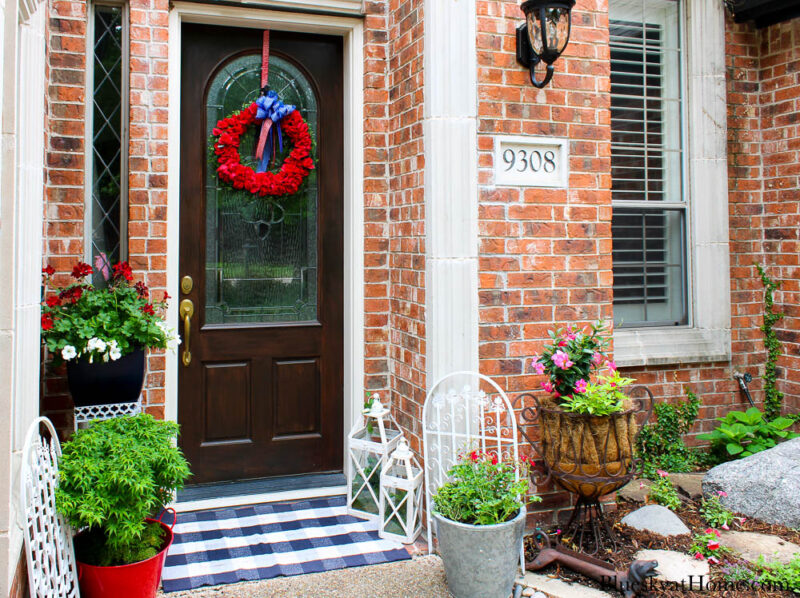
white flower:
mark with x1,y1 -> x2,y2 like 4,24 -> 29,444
86,337 -> 107,353
61,345 -> 77,361
156,321 -> 181,352
108,345 -> 122,361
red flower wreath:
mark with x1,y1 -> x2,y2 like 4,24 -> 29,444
211,102 -> 314,198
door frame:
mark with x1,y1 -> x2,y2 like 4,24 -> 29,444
165,2 -> 364,480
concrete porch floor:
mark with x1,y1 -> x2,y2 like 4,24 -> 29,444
158,555 -> 452,597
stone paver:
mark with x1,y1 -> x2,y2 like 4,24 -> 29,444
634,549 -> 709,585
520,572 -> 615,598
669,473 -> 703,500
620,505 -> 690,536
719,530 -> 800,566
618,479 -> 652,503
158,555 -> 451,598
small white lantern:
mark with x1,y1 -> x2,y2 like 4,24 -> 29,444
379,437 -> 423,544
347,394 -> 402,520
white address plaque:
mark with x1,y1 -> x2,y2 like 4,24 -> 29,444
493,135 -> 568,188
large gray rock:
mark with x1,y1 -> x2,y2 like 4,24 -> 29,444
702,437 -> 800,528
634,550 -> 709,585
620,505 -> 690,536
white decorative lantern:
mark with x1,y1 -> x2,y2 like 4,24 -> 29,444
347,394 -> 402,520
379,437 -> 423,544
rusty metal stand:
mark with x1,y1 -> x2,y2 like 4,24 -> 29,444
562,496 -> 618,555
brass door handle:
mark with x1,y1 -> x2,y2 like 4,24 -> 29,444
179,299 -> 194,366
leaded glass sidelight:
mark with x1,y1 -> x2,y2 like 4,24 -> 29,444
204,54 -> 319,324
88,4 -> 128,285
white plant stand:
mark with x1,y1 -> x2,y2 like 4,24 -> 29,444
74,399 -> 142,431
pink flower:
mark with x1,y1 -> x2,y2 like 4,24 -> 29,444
707,540 -> 720,551
555,529 -> 562,535
717,491 -> 727,498
574,379 -> 588,394
694,552 -> 704,560
552,350 -> 574,370
532,360 -> 545,375
564,326 -> 577,341
708,556 -> 719,565
656,469 -> 668,478
541,381 -> 555,393
605,360 -> 617,372
558,340 -> 567,347
591,352 -> 603,366
721,523 -> 730,530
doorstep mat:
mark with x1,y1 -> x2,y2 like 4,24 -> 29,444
161,495 -> 411,592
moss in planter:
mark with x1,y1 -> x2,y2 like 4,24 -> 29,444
75,521 -> 166,567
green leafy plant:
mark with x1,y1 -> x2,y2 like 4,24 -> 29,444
56,414 -> 191,566
720,562 -> 759,585
636,390 -> 701,479
697,407 -> 799,461
647,472 -> 681,511
755,554 -> 800,593
432,451 -> 537,525
560,369 -> 633,416
41,261 -> 179,364
700,491 -> 734,528
690,528 -> 728,560
757,265 -> 785,421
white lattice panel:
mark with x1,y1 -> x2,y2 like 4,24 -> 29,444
74,400 -> 142,430
21,417 -> 80,598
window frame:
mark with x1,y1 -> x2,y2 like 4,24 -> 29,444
613,0 -> 732,366
609,0 -> 690,328
84,0 -> 130,271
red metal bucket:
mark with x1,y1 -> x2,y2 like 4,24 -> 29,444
77,511 -> 175,598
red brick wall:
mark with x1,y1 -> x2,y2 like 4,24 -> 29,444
476,0 -> 614,525
127,0 -> 170,418
386,0 -> 427,452
43,0 -> 88,431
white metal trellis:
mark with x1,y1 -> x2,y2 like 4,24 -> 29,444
422,371 -> 522,562
20,416 -> 80,598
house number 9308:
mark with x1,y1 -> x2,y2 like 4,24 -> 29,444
502,148 -> 556,174
493,136 -> 568,188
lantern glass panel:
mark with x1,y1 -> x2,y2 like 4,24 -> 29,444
527,6 -> 571,57
350,451 -> 382,516
382,487 -> 409,537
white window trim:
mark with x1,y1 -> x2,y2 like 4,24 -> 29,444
84,1 -> 130,265
614,0 -> 731,367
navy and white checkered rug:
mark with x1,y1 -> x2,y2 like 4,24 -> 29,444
161,495 -> 411,593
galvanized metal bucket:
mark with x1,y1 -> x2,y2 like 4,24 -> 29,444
433,507 -> 526,598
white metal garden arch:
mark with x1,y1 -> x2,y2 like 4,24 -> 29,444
422,371 -> 521,554
20,417 -> 80,598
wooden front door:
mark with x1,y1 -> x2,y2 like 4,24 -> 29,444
178,24 -> 343,485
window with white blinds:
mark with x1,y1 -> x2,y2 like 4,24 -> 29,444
610,0 -> 687,327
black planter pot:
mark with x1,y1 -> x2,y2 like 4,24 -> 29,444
66,349 -> 146,407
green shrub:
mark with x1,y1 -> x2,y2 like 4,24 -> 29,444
699,492 -> 734,528
432,451 -> 536,525
697,407 -> 799,461
755,554 -> 800,593
647,474 -> 681,511
636,390 -> 701,479
56,414 -> 191,566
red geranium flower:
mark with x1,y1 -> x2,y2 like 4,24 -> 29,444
135,281 -> 149,298
41,314 -> 54,331
45,295 -> 60,307
163,291 -> 171,301
113,261 -> 134,282
42,265 -> 55,277
71,262 -> 93,279
141,303 -> 155,316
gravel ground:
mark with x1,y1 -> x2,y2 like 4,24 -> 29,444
158,555 -> 452,598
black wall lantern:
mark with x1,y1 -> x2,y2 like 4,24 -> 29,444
516,0 -> 576,88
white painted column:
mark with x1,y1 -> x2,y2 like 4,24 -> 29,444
0,0 -> 46,591
423,0 -> 479,385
